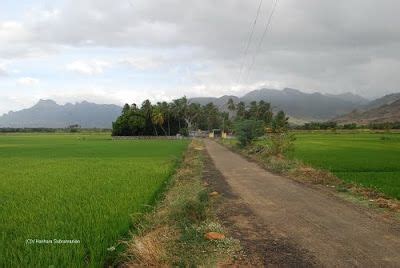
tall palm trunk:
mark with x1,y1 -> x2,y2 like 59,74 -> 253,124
167,114 -> 171,136
160,125 -> 167,136
153,124 -> 158,136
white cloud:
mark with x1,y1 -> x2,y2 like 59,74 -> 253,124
0,21 -> 32,43
119,57 -> 165,70
0,19 -> 57,59
17,77 -> 40,86
0,63 -> 8,77
66,60 -> 112,75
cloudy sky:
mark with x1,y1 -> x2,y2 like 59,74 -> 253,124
0,0 -> 399,114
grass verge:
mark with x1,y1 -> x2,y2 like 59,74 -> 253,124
119,139 -> 240,266
219,138 -> 400,214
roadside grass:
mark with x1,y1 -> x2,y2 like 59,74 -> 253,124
121,140 -> 240,267
221,138 -> 301,175
0,133 -> 189,267
220,131 -> 400,211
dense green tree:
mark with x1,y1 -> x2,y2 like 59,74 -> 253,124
172,97 -> 188,130
112,97 -> 282,137
258,100 -> 273,125
141,100 -> 156,135
112,97 -> 230,136
227,100 -> 272,126
152,106 -> 166,135
227,98 -> 236,116
204,103 -> 221,131
271,110 -> 289,133
234,120 -> 264,147
157,101 -> 171,135
236,101 -> 246,119
187,102 -> 202,130
248,101 -> 258,119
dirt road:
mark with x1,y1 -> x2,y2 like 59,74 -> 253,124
204,140 -> 400,267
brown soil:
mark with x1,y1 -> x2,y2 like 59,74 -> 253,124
204,139 -> 400,267
203,148 -> 317,267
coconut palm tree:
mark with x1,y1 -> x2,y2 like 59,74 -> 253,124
227,98 -> 236,112
152,106 -> 166,136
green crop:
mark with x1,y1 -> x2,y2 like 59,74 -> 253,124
292,132 -> 400,199
0,133 -> 188,267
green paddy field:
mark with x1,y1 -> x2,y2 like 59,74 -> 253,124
0,133 -> 188,267
293,131 -> 400,199
2,131 -> 399,266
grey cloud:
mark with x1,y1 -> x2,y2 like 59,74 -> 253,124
2,0 -> 400,97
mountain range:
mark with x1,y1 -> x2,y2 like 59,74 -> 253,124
334,93 -> 400,124
1,88 -> 399,128
0,100 -> 122,128
190,88 -> 370,121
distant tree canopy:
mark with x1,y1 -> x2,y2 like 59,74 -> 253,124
299,121 -> 338,130
227,99 -> 273,124
67,124 -> 81,133
112,96 -> 289,137
112,97 -> 228,136
295,121 -> 400,130
234,120 -> 264,147
368,122 -> 400,130
229,98 -> 290,146
271,110 -> 290,133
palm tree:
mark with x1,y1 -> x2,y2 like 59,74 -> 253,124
258,100 -> 273,125
248,101 -> 259,119
152,106 -> 166,136
173,97 -> 188,131
227,98 -> 236,112
158,102 -> 170,136
236,101 -> 246,119
187,102 -> 201,130
141,99 -> 155,135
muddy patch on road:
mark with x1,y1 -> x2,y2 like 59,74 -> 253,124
202,150 -> 318,267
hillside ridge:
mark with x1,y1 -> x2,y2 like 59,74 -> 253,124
0,100 -> 122,128
190,88 -> 369,121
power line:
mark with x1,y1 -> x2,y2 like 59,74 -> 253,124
237,0 -> 264,84
244,0 -> 279,83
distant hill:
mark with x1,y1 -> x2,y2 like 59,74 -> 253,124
325,92 -> 369,105
335,94 -> 400,124
361,92 -> 400,110
0,100 -> 122,128
3,90 -> 397,128
190,88 -> 368,121
190,95 -> 239,108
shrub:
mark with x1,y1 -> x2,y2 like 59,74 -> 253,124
271,110 -> 289,133
234,120 -> 264,147
343,123 -> 357,129
178,127 -> 189,137
268,111 -> 295,157
268,132 -> 296,157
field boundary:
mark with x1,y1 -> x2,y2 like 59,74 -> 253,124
118,139 -> 239,266
112,135 -> 190,140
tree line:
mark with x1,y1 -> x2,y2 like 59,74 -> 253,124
112,97 -> 228,136
112,97 -> 289,137
295,121 -> 400,130
0,127 -> 109,133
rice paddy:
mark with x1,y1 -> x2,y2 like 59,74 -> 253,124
0,133 -> 188,267
293,131 -> 400,199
